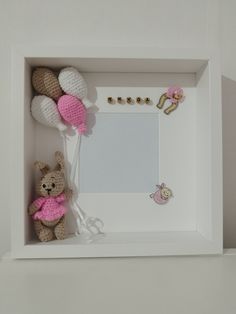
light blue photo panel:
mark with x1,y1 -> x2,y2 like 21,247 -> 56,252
80,113 -> 159,193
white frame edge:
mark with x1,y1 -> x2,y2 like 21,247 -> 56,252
10,45 -> 223,258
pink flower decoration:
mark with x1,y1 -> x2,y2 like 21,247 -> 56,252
166,86 -> 185,104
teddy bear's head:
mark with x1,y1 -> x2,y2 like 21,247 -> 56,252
35,151 -> 66,197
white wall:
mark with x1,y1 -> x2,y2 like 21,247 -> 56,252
0,0 -> 234,254
219,0 -> 236,247
220,0 -> 236,82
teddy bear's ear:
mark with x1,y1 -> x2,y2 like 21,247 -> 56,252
54,151 -> 65,172
34,161 -> 50,175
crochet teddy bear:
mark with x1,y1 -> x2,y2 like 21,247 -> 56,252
28,151 -> 72,242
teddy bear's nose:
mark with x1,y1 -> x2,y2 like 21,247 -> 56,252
44,187 -> 52,195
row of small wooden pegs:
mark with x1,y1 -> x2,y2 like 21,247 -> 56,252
107,97 -> 152,105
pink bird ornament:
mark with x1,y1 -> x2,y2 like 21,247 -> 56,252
150,183 -> 173,205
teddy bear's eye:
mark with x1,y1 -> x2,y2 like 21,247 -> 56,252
42,184 -> 46,188
52,183 -> 55,188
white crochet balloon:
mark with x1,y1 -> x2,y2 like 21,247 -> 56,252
31,95 -> 67,131
58,67 -> 93,108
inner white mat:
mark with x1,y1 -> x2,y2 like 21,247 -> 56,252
79,113 -> 159,193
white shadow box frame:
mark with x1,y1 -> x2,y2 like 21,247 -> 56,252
10,46 -> 222,258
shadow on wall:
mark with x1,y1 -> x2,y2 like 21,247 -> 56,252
222,76 -> 236,248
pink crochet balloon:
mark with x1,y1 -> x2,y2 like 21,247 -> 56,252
57,95 -> 87,134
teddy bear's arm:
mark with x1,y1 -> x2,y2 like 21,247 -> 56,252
56,189 -> 73,203
65,188 -> 73,200
28,197 -> 46,215
28,203 -> 38,215
55,193 -> 66,203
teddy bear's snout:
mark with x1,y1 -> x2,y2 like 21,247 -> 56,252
42,183 -> 56,194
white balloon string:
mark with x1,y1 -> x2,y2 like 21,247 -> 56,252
70,134 -> 81,183
60,131 -> 81,233
60,130 -> 104,236
70,132 -> 104,236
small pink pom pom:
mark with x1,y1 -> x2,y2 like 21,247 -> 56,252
57,95 -> 87,135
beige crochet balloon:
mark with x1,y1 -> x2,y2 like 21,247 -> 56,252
32,68 -> 63,101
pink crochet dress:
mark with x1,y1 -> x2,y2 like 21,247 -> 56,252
32,193 -> 67,222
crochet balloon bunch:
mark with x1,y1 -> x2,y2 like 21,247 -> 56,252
31,67 -> 93,135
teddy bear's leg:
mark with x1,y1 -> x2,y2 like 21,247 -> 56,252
34,220 -> 54,242
54,217 -> 66,240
